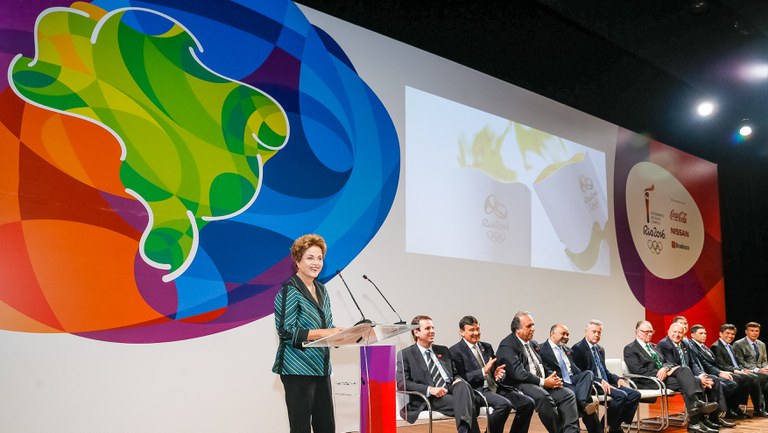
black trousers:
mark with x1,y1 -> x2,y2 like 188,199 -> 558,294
281,374 -> 335,433
476,388 -> 513,433
594,384 -> 641,431
564,371 -> 602,433
665,366 -> 703,423
518,382 -> 581,433
496,387 -> 536,433
731,372 -> 760,409
430,379 -> 483,433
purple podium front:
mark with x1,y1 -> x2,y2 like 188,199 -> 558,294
306,322 -> 415,433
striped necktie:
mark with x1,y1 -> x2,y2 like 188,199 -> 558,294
646,343 -> 662,369
677,344 -> 688,367
592,345 -> 608,379
473,344 -> 497,391
425,349 -> 446,388
525,343 -> 544,377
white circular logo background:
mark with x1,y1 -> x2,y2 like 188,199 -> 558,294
625,162 -> 704,279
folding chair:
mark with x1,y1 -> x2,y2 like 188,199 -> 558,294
605,358 -> 683,431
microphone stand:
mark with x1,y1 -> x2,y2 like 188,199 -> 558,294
363,274 -> 406,324
336,270 -> 373,325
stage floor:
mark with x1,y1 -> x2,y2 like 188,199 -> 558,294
390,400 -> 767,433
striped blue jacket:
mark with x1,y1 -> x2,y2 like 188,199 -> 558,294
272,274 -> 334,376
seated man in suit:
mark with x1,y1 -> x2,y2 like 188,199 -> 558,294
450,315 -> 535,433
538,323 -> 602,433
623,320 -> 718,433
711,323 -> 768,417
571,319 -> 641,433
689,324 -> 756,420
397,315 -> 484,433
658,322 -> 735,430
733,321 -> 768,412
496,311 -> 581,433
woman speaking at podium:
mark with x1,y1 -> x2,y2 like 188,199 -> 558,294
273,234 -> 343,433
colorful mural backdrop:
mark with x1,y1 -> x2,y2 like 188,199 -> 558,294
615,128 -> 725,339
0,0 -> 400,342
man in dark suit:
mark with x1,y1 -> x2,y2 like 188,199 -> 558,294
538,323 -> 602,433
397,315 -> 483,433
496,311 -> 581,433
711,323 -> 768,417
450,315 -> 535,433
658,322 -> 735,430
571,319 -> 641,433
689,324 -> 756,420
623,320 -> 718,433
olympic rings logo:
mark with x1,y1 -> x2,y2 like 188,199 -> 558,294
580,175 -> 594,193
484,194 -> 508,219
487,231 -> 506,243
647,239 -> 663,254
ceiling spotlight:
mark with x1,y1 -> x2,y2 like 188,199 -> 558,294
739,125 -> 753,137
690,0 -> 709,15
740,64 -> 768,81
696,101 -> 715,117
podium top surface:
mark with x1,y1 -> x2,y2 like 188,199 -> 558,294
303,322 -> 415,348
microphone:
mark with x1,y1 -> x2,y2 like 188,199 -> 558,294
336,270 -> 372,325
363,274 -> 406,324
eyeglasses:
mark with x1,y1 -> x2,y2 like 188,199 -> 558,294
638,329 -> 655,335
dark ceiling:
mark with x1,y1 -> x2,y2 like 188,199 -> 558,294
296,0 -> 768,323
296,0 -> 768,164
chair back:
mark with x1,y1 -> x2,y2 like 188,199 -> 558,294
604,357 -> 624,376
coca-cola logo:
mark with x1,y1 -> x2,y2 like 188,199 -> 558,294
670,209 -> 687,224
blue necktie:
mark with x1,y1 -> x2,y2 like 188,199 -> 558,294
592,345 -> 608,379
557,346 -> 572,384
725,343 -> 740,369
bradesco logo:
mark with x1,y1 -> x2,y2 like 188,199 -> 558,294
671,240 -> 690,250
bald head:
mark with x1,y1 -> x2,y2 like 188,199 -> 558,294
549,323 -> 570,346
668,322 -> 685,343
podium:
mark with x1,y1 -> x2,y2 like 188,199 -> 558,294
305,322 -> 415,433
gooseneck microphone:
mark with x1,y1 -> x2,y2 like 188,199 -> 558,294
336,270 -> 372,325
363,274 -> 406,324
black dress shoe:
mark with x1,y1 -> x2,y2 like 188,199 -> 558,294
701,418 -> 720,431
689,400 -> 719,415
716,418 -> 736,428
687,422 -> 718,433
724,409 -> 746,420
753,409 -> 768,417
